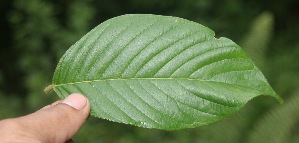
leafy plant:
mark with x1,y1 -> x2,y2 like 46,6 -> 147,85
46,14 -> 282,130
240,12 -> 273,71
248,90 -> 299,143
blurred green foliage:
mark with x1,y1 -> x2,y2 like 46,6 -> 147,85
0,0 -> 298,142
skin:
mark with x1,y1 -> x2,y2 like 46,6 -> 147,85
0,93 -> 90,143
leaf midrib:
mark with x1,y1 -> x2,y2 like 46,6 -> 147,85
53,77 -> 256,92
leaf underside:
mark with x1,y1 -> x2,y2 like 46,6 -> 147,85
52,14 -> 282,130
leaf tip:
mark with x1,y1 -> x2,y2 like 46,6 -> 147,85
271,92 -> 284,104
277,97 -> 284,104
44,84 -> 54,94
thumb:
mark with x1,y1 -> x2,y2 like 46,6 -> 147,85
17,93 -> 90,143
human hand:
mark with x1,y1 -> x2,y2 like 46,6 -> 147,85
0,93 -> 90,143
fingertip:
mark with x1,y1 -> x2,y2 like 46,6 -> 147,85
40,100 -> 62,110
18,93 -> 90,143
62,93 -> 88,110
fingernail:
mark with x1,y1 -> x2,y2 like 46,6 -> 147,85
62,93 -> 87,110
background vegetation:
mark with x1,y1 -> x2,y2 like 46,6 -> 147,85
1,0 -> 298,142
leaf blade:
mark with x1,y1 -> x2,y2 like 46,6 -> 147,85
52,14 -> 282,130
54,79 -> 248,130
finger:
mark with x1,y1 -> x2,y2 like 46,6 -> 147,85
66,139 -> 74,143
40,100 -> 62,110
17,93 -> 90,143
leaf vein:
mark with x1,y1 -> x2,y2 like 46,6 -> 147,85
91,81 -> 134,122
121,21 -> 187,77
154,32 -> 210,76
133,23 -> 192,76
101,19 -> 160,77
85,20 -> 136,78
149,80 -> 219,117
112,81 -> 160,126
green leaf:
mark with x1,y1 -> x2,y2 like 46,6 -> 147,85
50,14 -> 282,130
